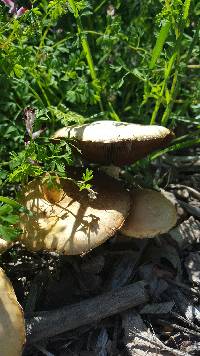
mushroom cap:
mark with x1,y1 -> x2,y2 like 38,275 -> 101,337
53,121 -> 174,166
0,268 -> 25,356
120,189 -> 177,238
19,171 -> 131,255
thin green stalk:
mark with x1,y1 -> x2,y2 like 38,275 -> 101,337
108,102 -> 121,122
150,137 -> 200,161
161,62 -> 179,126
68,0 -> 97,81
161,19 -> 200,126
94,0 -> 107,13
150,0 -> 192,125
68,0 -> 103,112
150,49 -> 180,125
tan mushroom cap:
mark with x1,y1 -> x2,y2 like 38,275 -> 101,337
53,121 -> 174,166
19,172 -> 131,255
120,189 -> 177,238
0,268 -> 25,356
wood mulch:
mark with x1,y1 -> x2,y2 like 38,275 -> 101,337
1,146 -> 200,356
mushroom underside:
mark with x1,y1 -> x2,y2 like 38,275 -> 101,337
73,136 -> 174,165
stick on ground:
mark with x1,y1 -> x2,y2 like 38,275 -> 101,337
26,280 -> 148,344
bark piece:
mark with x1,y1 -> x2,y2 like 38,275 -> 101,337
140,302 -> 174,315
26,281 -> 149,344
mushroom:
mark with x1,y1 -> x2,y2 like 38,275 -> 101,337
52,121 -> 174,166
120,188 -> 177,238
0,267 -> 25,356
19,171 -> 131,255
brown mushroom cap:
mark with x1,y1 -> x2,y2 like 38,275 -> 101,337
0,268 -> 25,356
53,121 -> 174,166
19,172 -> 131,255
120,189 -> 177,238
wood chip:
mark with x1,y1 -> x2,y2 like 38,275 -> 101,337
178,199 -> 200,218
169,216 -> 200,248
122,310 -> 187,356
169,286 -> 200,323
185,252 -> 200,285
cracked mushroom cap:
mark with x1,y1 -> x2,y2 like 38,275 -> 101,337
0,268 -> 25,356
120,189 -> 177,238
19,172 -> 131,255
53,121 -> 174,166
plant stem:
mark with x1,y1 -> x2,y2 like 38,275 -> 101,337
68,0 -> 103,112
161,19 -> 200,126
150,0 -> 192,125
150,137 -> 200,161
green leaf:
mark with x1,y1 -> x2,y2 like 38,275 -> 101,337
183,0 -> 191,20
13,64 -> 24,78
0,204 -> 13,216
0,215 -> 20,224
0,197 -> 21,209
149,20 -> 171,69
82,168 -> 93,182
0,224 -> 21,242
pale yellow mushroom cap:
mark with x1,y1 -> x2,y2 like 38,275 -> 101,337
53,121 -> 174,166
0,268 -> 25,356
120,189 -> 177,238
19,172 -> 131,255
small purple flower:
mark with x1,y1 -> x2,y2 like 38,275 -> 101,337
16,6 -> 26,17
1,0 -> 27,17
24,107 -> 36,137
23,107 -> 46,144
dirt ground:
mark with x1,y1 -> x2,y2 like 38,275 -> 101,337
1,146 -> 200,356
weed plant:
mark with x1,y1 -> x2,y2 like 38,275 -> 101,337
0,0 -> 199,241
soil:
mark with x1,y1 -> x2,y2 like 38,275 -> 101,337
1,146 -> 200,356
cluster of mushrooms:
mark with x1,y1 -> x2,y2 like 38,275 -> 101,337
0,120 -> 178,355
